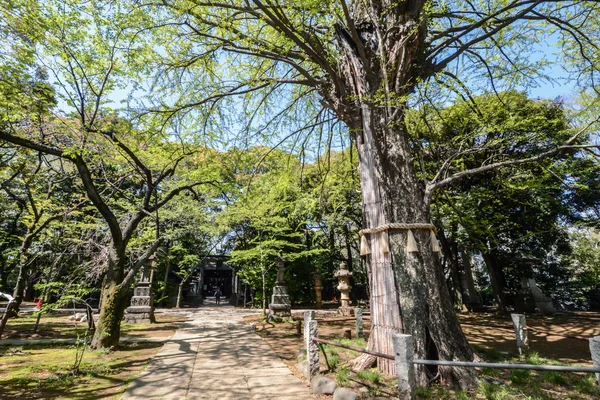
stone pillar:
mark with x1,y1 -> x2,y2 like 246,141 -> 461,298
393,333 -> 415,400
527,278 -> 556,314
125,255 -> 156,324
304,310 -> 315,339
589,336 -> 600,387
313,272 -> 323,308
511,313 -> 529,356
306,319 -> 320,381
269,252 -> 291,317
355,307 -> 363,339
335,262 -> 353,316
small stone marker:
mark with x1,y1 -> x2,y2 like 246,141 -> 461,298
310,376 -> 337,395
355,307 -> 363,338
125,257 -> 156,324
511,313 -> 529,356
589,336 -> 600,387
307,320 -> 320,381
393,333 -> 415,400
304,310 -> 315,340
343,328 -> 351,339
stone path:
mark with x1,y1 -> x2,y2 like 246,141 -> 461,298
122,304 -> 315,400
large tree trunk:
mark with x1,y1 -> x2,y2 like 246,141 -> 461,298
91,281 -> 127,348
353,105 -> 476,387
90,245 -> 127,349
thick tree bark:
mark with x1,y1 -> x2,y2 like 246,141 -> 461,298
351,104 -> 476,387
91,281 -> 128,348
91,245 -> 126,349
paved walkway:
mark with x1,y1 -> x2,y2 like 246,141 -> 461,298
122,303 -> 315,400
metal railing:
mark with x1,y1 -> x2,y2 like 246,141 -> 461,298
302,313 -> 600,399
312,337 -> 600,373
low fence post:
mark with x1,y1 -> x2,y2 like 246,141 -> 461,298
304,310 -> 315,342
511,313 -> 529,356
307,320 -> 320,381
589,336 -> 600,387
355,307 -> 363,339
393,333 -> 415,400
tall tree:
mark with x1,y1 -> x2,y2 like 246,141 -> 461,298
0,1 -> 216,348
150,0 -> 600,385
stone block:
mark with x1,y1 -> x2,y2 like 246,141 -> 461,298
333,387 -> 359,400
511,313 -> 528,356
306,320 -> 319,380
298,360 -> 308,377
355,308 -> 363,339
393,333 -> 415,399
589,336 -> 600,387
310,376 -> 337,395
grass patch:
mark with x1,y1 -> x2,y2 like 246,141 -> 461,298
542,371 -> 567,386
0,342 -> 162,399
335,365 -> 350,386
356,368 -> 383,385
510,369 -> 530,385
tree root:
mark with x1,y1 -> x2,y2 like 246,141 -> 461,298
351,352 -> 376,372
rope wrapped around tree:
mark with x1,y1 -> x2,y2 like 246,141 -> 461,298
358,223 -> 441,255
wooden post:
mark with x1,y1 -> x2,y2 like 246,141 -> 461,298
393,333 -> 415,399
511,313 -> 529,356
355,307 -> 363,339
589,336 -> 600,388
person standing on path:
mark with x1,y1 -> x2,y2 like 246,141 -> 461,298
214,287 -> 222,304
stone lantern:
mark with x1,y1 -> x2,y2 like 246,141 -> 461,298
335,261 -> 353,316
269,251 -> 291,318
125,254 -> 156,324
313,271 -> 323,308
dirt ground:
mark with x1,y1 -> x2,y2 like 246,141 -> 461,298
244,310 -> 600,399
460,312 -> 599,365
247,311 -> 598,366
